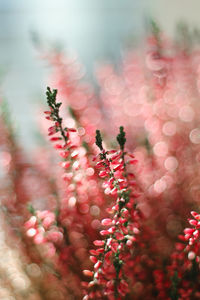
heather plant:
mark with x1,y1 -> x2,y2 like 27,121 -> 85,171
2,26 -> 200,299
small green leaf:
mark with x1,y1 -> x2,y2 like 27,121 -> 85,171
116,126 -> 126,150
95,130 -> 103,150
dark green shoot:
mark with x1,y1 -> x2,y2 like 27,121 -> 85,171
46,86 -> 67,142
150,19 -> 161,39
27,204 -> 36,215
68,106 -> 76,119
116,126 -> 126,151
46,86 -> 62,123
95,130 -> 103,150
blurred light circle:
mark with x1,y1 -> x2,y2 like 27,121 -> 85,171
153,141 -> 168,157
86,167 -> 94,176
167,105 -> 178,118
164,90 -> 175,104
124,101 -> 141,117
26,264 -> 41,277
188,251 -> 196,260
90,205 -> 100,216
189,128 -> 200,144
162,121 -> 176,136
77,127 -> 85,136
104,76 -> 124,95
26,228 -> 37,237
179,106 -> 194,122
91,219 -> 100,229
154,178 -> 167,193
144,118 -> 159,132
64,118 -> 75,128
164,156 -> 178,171
12,276 -> 29,290
68,197 -> 76,207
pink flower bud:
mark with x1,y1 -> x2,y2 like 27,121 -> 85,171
105,251 -> 112,264
50,137 -> 61,142
107,150 -> 117,154
92,155 -> 98,161
126,240 -> 132,246
94,261 -> 102,269
59,151 -> 70,158
189,219 -> 198,226
61,161 -> 71,169
115,232 -> 124,240
111,242 -> 118,252
24,216 -> 37,229
193,230 -> 199,238
101,218 -> 113,226
127,153 -> 135,158
68,128 -> 77,132
184,234 -> 191,240
47,231 -> 63,243
127,172 -> 135,178
113,164 -> 123,172
89,250 -> 98,256
191,211 -> 198,218
184,228 -> 194,235
83,270 -> 94,277
42,214 -> 55,228
54,144 -> 63,149
106,280 -> 114,289
34,233 -> 45,244
90,256 -> 98,263
48,126 -> 57,133
26,228 -> 37,237
93,240 -> 105,246
178,234 -> 186,241
62,172 -> 73,181
100,230 -> 110,236
111,153 -> 121,161
96,248 -> 104,254
110,187 -> 117,195
96,161 -> 104,168
108,226 -> 116,234
99,170 -> 108,178
118,218 -> 126,225
129,159 -> 138,165
71,150 -> 79,159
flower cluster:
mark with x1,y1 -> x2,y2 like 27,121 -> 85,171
25,210 -> 63,256
82,127 -> 140,299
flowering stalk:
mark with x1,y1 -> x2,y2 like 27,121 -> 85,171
163,211 -> 200,300
83,127 -> 140,299
39,87 -> 109,298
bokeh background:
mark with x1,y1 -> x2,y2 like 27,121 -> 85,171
0,0 -> 199,148
1,2 -> 200,300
